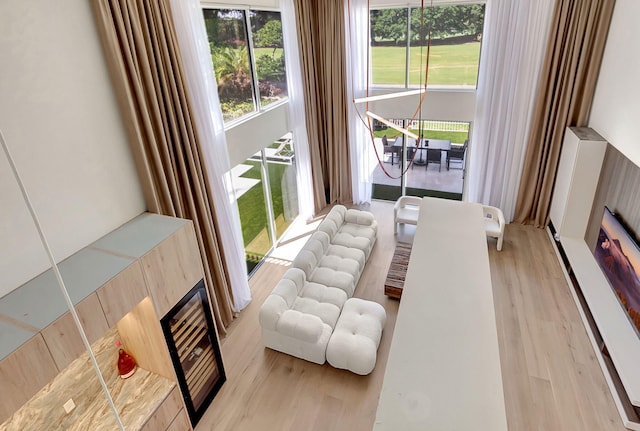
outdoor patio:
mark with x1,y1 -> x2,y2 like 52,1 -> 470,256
372,138 -> 465,198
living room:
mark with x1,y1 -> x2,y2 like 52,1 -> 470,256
1,0 -> 640,430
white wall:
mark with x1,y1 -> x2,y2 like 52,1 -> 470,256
366,88 -> 476,122
226,103 -> 290,166
0,1 -> 145,297
589,0 -> 640,169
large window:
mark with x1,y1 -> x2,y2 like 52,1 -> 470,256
370,4 -> 485,88
203,8 -> 288,123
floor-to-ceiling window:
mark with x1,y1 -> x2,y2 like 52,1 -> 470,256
204,6 -> 296,275
369,3 -> 484,201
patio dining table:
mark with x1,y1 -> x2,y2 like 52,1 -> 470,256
395,138 -> 451,165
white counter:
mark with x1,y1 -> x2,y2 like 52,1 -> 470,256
374,197 -> 507,430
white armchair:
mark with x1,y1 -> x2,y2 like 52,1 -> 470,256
482,205 -> 505,251
394,196 -> 422,234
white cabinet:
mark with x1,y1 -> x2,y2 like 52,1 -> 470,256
549,127 -> 607,239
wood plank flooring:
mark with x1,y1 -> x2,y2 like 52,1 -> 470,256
196,200 -> 625,431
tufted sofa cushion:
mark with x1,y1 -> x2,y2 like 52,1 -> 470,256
326,298 -> 387,375
317,205 -> 378,259
292,231 -> 362,297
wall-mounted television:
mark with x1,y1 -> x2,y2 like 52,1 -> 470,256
594,207 -> 640,338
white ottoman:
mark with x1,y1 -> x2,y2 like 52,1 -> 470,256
326,298 -> 386,375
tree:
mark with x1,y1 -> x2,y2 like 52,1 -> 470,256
213,46 -> 253,100
253,20 -> 283,58
370,9 -> 408,45
370,4 -> 486,45
256,54 -> 285,81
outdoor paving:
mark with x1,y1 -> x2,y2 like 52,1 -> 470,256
372,156 -> 464,194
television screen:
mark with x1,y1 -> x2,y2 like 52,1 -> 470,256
594,207 -> 640,338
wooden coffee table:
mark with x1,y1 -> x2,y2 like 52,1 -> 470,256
384,242 -> 412,299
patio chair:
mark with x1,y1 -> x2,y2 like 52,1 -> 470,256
482,205 -> 505,251
382,135 -> 399,165
425,148 -> 442,172
447,139 -> 467,171
394,196 -> 422,234
405,139 -> 419,169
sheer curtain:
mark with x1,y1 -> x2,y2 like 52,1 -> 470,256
345,0 -> 374,205
281,0 -> 315,220
168,0 -> 251,311
467,0 -> 555,221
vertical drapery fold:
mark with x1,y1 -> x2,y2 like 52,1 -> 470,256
294,0 -> 352,211
91,0 -> 236,334
167,0 -> 251,312
345,0 -> 374,205
468,0 -> 555,221
281,0 -> 315,221
514,0 -> 616,227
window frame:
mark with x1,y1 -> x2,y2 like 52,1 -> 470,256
201,5 -> 289,129
369,2 -> 486,90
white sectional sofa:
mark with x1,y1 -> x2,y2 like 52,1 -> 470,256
259,205 -> 385,374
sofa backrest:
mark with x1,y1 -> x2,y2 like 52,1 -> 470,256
317,205 -> 347,240
258,268 -> 306,330
292,231 -> 330,278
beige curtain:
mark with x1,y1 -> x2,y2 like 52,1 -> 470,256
91,0 -> 235,335
514,0 -> 615,227
294,0 -> 353,211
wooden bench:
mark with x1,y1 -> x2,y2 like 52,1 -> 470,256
384,243 -> 412,299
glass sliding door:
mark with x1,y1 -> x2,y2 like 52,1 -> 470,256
265,134 -> 298,239
232,152 -> 273,274
404,119 -> 468,200
229,133 -> 299,275
372,119 -> 468,201
371,119 -> 408,201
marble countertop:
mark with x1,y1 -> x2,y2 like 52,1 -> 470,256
0,328 -> 175,431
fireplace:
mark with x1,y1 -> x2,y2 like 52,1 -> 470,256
161,279 -> 225,426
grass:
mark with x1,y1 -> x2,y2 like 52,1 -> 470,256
253,44 -> 480,86
236,160 -> 294,259
372,42 -> 481,86
373,127 -> 468,145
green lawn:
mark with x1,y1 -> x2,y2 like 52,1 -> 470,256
374,127 -> 468,145
372,42 -> 481,86
253,44 -> 480,87
236,160 -> 292,259
254,47 -> 284,58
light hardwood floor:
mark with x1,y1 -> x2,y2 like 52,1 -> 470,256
196,200 -> 625,431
